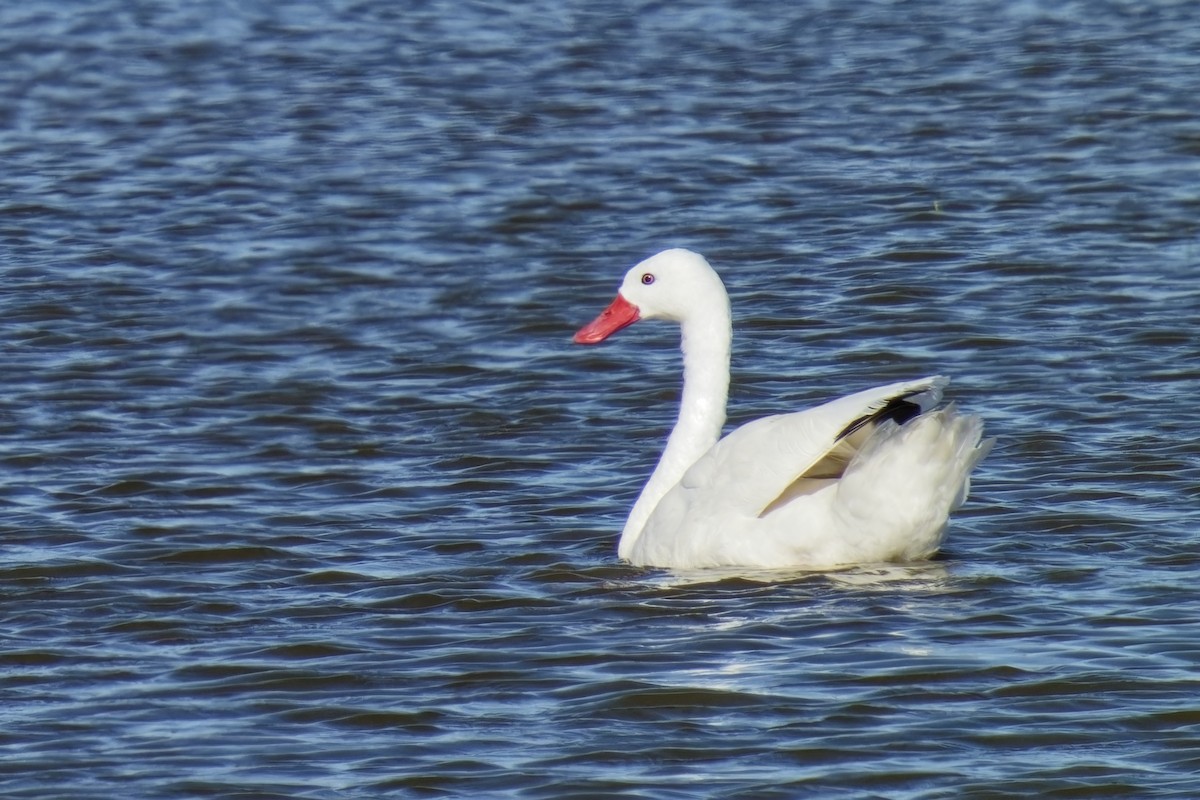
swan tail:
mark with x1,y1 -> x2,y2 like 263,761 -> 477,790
833,403 -> 992,561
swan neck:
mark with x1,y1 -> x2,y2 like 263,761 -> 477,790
619,309 -> 732,558
677,318 -> 731,444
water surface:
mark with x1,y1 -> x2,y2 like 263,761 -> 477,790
2,0 -> 1200,797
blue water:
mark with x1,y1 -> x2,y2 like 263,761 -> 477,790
2,0 -> 1199,796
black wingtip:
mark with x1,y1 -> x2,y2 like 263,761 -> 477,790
835,394 -> 925,442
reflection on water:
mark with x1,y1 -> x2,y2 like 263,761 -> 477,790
644,561 -> 953,590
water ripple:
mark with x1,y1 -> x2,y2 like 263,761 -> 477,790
2,0 -> 1200,797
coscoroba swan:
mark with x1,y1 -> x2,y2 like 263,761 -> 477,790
574,248 -> 991,570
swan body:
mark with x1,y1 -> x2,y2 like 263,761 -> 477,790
574,248 -> 991,570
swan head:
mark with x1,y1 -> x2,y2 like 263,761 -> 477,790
574,248 -> 729,344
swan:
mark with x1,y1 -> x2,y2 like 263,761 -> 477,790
573,248 -> 991,570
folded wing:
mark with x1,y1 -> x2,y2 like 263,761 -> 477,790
677,376 -> 949,518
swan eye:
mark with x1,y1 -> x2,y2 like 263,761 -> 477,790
641,273 -> 655,285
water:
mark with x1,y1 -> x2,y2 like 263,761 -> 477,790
2,0 -> 1199,796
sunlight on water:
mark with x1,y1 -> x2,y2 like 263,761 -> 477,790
1,0 -> 1198,797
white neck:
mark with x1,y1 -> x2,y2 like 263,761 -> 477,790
618,307 -> 731,559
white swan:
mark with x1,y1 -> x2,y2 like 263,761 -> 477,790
574,248 -> 992,570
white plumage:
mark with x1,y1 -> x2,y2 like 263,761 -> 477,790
574,248 -> 992,570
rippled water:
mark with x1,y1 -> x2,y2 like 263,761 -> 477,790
3,0 -> 1200,796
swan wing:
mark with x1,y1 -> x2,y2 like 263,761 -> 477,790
678,376 -> 949,518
